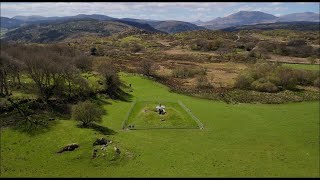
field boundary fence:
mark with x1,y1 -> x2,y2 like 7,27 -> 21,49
122,100 -> 137,129
178,100 -> 204,129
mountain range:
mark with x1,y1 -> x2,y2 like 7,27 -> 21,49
196,11 -> 319,30
1,11 -> 319,33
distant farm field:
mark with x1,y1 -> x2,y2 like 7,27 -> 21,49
0,73 -> 319,177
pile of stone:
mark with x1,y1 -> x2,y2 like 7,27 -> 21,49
93,137 -> 112,146
57,143 -> 79,153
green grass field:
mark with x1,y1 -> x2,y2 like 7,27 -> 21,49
125,101 -> 199,129
283,63 -> 320,71
1,73 -> 319,177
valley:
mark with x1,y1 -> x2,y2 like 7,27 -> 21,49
0,3 -> 319,177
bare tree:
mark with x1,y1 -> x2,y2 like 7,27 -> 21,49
95,60 -> 121,96
139,59 -> 154,76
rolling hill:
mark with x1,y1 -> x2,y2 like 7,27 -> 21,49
2,19 -> 161,43
148,20 -> 207,34
1,17 -> 25,29
202,11 -> 278,30
3,15 -> 203,34
119,18 -> 206,33
277,12 -> 320,22
221,21 -> 320,32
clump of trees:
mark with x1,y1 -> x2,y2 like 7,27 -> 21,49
138,59 -> 159,77
234,61 -> 319,92
191,38 -> 222,51
257,39 -> 319,58
95,60 -> 121,96
1,43 -> 94,100
72,100 -> 104,127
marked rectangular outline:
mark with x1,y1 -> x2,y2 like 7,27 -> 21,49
122,99 -> 204,130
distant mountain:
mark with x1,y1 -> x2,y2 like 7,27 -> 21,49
12,14 -> 116,23
2,19 -> 159,43
67,14 -> 116,21
191,20 -> 205,26
119,19 -> 205,33
2,11 -> 319,35
147,20 -> 206,34
115,19 -> 163,33
277,12 -> 320,22
1,17 -> 25,29
202,11 -> 278,30
12,15 -> 53,22
121,18 -> 159,24
221,21 -> 320,32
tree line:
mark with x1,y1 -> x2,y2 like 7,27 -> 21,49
0,42 -> 121,102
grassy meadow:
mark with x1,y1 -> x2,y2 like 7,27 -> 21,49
0,73 -> 319,177
125,101 -> 199,129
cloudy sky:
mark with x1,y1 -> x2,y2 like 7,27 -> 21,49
1,2 -> 319,22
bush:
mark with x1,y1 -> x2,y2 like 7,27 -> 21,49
251,78 -> 279,93
275,67 -> 298,90
287,39 -> 307,46
95,60 -> 121,95
74,56 -> 92,72
139,59 -> 154,76
234,73 -> 254,89
314,77 -> 320,88
190,38 -> 223,51
196,75 -> 212,89
172,67 -> 191,78
90,47 -> 97,55
72,101 -> 104,127
294,69 -> 318,86
130,42 -> 143,53
244,42 -> 256,51
307,56 -> 317,64
172,66 -> 207,78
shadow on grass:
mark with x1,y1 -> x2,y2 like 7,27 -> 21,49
77,123 -> 117,135
99,82 -> 134,103
11,115 -> 58,136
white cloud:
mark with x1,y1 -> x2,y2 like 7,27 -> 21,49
238,5 -> 254,11
270,2 -> 283,6
0,2 -> 318,21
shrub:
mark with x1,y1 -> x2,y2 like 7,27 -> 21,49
172,67 -> 191,78
314,77 -> 320,88
244,42 -> 256,51
251,78 -> 279,93
130,42 -> 143,53
287,39 -> 307,46
275,67 -> 298,90
172,66 -> 207,78
294,69 -> 318,86
90,47 -> 97,55
307,56 -> 317,64
196,75 -> 212,89
139,59 -> 154,76
73,56 -> 92,72
234,73 -> 254,89
72,101 -> 104,127
95,60 -> 121,94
